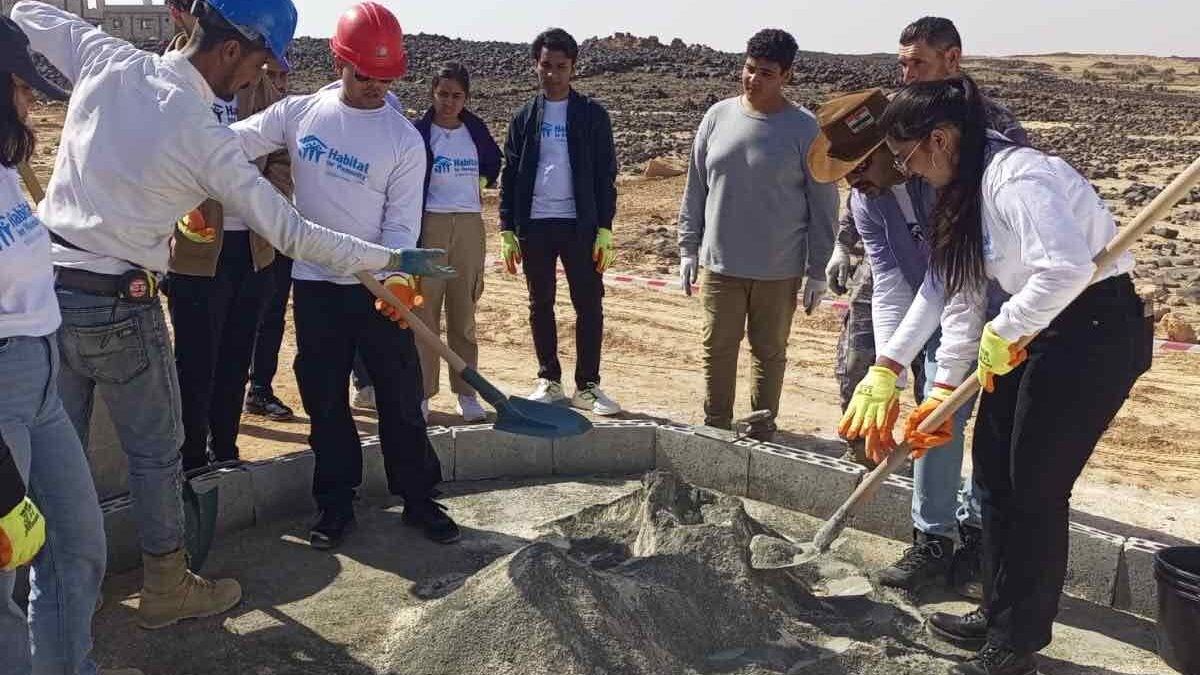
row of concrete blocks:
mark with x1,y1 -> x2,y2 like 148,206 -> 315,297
100,421 -> 1171,620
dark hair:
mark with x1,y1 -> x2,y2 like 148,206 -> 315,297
189,1 -> 263,55
531,28 -> 578,62
746,29 -> 798,71
899,17 -> 962,52
431,62 -> 470,96
0,74 -> 35,168
879,75 -> 988,296
164,0 -> 191,11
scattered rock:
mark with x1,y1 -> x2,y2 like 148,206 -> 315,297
644,156 -> 687,178
1163,313 -> 1198,343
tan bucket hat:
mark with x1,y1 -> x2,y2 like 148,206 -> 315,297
807,88 -> 889,184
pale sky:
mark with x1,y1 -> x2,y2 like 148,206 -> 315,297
278,0 -> 1198,58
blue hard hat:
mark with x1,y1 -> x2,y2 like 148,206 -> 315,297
202,0 -> 298,72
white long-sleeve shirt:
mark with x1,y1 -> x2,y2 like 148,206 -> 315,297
12,0 -> 393,276
881,138 -> 1134,385
230,88 -> 426,284
0,167 -> 58,338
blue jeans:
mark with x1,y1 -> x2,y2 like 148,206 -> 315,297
0,335 -> 106,675
55,289 -> 185,556
911,330 -> 983,541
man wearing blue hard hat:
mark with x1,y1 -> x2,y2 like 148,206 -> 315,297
10,0 -> 454,631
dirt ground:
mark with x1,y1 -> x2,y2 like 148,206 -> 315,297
21,94 -> 1200,544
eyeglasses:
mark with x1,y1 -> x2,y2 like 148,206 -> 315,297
892,139 -> 924,176
353,70 -> 394,84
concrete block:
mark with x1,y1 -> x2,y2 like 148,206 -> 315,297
848,473 -> 915,542
747,443 -> 864,519
1114,537 -> 1169,618
246,451 -> 315,521
452,425 -> 553,480
189,467 -> 255,537
1064,523 -> 1124,606
554,421 -> 656,476
102,497 -> 141,574
359,441 -> 391,505
428,426 -> 455,482
654,425 -> 749,496
87,396 -> 129,501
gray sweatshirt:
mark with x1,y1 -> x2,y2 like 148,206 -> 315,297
678,97 -> 839,282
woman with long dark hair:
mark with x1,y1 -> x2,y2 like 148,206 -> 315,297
408,62 -> 501,422
0,16 -> 121,674
842,74 -> 1151,675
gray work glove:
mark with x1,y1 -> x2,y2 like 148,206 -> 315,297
385,248 -> 456,279
802,278 -> 827,315
825,243 -> 852,296
680,256 -> 699,297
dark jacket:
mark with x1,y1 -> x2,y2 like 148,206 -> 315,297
413,107 -> 503,209
499,89 -> 617,234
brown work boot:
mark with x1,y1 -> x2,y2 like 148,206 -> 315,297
137,549 -> 242,630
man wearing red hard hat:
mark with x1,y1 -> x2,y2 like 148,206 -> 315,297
231,2 -> 459,550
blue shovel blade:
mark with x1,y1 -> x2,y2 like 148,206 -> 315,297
493,396 -> 593,438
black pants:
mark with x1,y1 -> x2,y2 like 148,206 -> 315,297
249,254 -> 293,395
520,220 -> 604,389
292,280 -> 441,513
167,232 -> 272,471
974,274 -> 1151,653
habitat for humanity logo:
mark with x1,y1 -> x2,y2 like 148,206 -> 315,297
0,200 -> 38,252
299,135 -> 372,184
432,156 -> 453,174
432,155 -> 479,176
540,122 -> 567,140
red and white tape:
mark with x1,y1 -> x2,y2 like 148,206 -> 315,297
486,259 -> 1198,355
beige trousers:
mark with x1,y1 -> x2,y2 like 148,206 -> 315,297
701,268 -> 801,430
413,211 -> 486,397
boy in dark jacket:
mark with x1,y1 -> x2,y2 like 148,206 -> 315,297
499,28 -> 621,415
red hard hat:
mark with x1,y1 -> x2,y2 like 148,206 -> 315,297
329,2 -> 407,80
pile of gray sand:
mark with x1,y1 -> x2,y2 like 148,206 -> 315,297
384,471 -> 956,674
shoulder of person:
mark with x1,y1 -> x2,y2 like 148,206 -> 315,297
985,142 -> 1058,196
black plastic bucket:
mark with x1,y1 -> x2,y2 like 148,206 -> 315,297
1156,546 -> 1200,674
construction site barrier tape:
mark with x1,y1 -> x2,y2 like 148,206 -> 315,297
485,258 -> 1200,355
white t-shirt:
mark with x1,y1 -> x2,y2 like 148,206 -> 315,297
530,100 -> 576,220
231,87 -> 427,284
0,166 -> 60,339
426,124 -> 481,214
211,95 -> 247,232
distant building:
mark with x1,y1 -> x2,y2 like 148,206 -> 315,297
3,0 -> 174,43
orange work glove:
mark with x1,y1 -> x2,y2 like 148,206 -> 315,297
176,208 -> 216,243
865,398 -> 901,466
374,274 -> 423,328
976,323 -> 1028,393
903,385 -> 956,458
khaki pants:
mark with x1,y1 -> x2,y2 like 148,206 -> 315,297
413,211 -> 486,398
701,268 -> 801,430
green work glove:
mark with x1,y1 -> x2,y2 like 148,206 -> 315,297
385,248 -> 456,279
0,497 -> 46,572
500,230 -> 522,274
977,323 -> 1028,393
838,366 -> 900,450
593,228 -> 615,273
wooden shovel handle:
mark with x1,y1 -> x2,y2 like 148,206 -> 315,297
353,271 -> 468,374
18,162 -> 45,203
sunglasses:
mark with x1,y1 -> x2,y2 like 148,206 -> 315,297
892,138 -> 924,176
353,70 -> 394,84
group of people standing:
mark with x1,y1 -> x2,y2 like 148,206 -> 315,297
0,1 -> 1152,674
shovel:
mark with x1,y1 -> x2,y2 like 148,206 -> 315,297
354,271 -> 592,438
751,154 -> 1200,571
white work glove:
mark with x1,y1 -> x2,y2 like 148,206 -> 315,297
825,243 -> 852,296
802,278 -> 827,315
680,256 -> 699,297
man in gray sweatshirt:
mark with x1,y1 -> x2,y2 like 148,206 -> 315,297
678,28 -> 839,439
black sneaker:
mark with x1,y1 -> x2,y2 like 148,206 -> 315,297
402,499 -> 461,544
244,390 -> 295,421
309,509 -> 356,550
949,642 -> 1038,675
928,607 -> 989,650
952,524 -> 985,600
875,529 -> 953,592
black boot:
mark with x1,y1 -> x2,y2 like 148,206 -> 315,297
928,607 -> 988,650
875,529 -> 953,591
403,498 -> 461,544
952,524 -> 984,600
310,507 -> 356,550
948,642 -> 1038,675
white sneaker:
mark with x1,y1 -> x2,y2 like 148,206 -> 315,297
572,383 -> 622,416
420,398 -> 430,422
527,378 -> 567,404
352,385 -> 376,410
456,394 -> 487,422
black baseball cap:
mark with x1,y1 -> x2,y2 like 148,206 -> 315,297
0,16 -> 69,101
